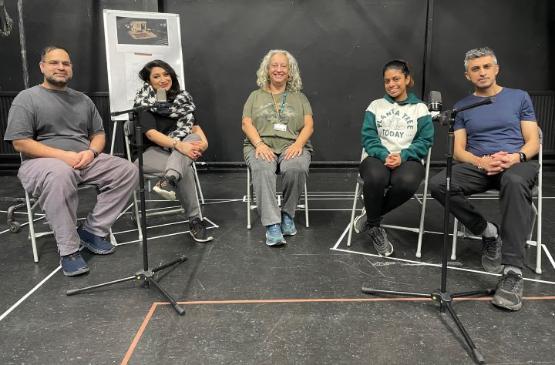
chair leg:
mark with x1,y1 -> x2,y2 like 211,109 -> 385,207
416,177 -> 430,259
192,162 -> 205,205
304,181 -> 309,228
451,218 -> 458,260
193,176 -> 203,221
347,182 -> 361,247
132,190 -> 143,241
247,168 -> 252,229
415,195 -> 427,259
535,195 -> 542,275
25,190 -> 39,263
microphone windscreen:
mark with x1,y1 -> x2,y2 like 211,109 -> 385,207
156,88 -> 167,103
428,90 -> 442,113
429,90 -> 442,105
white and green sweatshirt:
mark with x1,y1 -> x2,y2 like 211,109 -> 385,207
361,92 -> 434,162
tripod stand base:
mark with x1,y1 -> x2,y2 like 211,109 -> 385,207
66,255 -> 188,315
362,286 -> 492,364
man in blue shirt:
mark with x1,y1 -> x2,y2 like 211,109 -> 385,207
430,47 -> 540,311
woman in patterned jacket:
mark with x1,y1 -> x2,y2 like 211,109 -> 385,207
133,59 -> 213,243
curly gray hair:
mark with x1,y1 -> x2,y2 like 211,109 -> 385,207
256,49 -> 303,92
464,47 -> 498,70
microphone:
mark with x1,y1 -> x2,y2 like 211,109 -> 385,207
428,90 -> 442,121
453,97 -> 494,113
428,92 -> 494,126
111,88 -> 169,116
156,88 -> 167,103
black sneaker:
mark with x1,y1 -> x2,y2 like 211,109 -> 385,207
60,251 -> 89,277
492,270 -> 524,311
189,217 -> 214,243
153,176 -> 178,201
482,226 -> 503,273
367,226 -> 393,257
77,227 -> 115,255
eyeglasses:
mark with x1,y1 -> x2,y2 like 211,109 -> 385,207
42,60 -> 72,67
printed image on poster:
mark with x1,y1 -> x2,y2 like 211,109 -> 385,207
116,17 -> 169,46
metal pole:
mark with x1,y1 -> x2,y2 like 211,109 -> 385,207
17,0 -> 29,89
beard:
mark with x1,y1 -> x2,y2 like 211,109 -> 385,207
45,74 -> 72,88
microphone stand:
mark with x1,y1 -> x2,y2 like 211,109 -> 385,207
66,109 -> 187,315
362,100 -> 494,364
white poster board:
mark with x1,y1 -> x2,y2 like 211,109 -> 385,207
103,9 -> 185,120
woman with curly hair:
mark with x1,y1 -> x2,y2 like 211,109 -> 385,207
133,59 -> 213,243
242,49 -> 314,246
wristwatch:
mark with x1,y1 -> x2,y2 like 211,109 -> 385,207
89,147 -> 99,158
518,152 -> 527,162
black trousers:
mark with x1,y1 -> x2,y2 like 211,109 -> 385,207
429,161 -> 539,268
359,157 -> 425,227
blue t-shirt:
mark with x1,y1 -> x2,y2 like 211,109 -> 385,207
453,87 -> 536,156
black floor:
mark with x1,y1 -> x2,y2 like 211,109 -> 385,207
1,169 -> 554,365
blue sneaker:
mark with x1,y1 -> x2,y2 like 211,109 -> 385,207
281,212 -> 297,236
77,227 -> 115,255
266,223 -> 286,246
60,251 -> 89,277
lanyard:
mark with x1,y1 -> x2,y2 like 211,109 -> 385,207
271,92 -> 288,121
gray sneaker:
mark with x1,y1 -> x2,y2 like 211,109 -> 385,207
353,209 -> 367,234
367,226 -> 393,257
482,229 -> 503,273
492,270 -> 524,311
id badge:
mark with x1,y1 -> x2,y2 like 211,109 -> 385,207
273,123 -> 287,132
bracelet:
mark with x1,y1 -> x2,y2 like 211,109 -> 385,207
254,140 -> 264,147
88,147 -> 99,158
172,139 -> 178,149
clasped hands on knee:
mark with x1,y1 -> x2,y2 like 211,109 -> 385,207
61,150 -> 95,169
175,140 -> 204,160
384,153 -> 401,169
478,151 -> 520,175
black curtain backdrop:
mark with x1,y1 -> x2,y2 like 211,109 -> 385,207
0,0 -> 552,163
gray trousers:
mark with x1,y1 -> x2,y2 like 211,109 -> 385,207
245,148 -> 311,226
429,161 -> 539,268
141,133 -> 201,218
18,154 -> 139,256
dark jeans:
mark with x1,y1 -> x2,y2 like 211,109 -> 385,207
429,161 -> 539,268
359,157 -> 425,227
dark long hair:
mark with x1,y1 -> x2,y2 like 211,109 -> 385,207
138,59 -> 181,99
382,59 -> 415,88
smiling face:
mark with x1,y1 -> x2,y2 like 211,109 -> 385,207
39,48 -> 73,89
148,66 -> 173,92
383,68 -> 410,101
268,53 -> 289,88
464,55 -> 499,91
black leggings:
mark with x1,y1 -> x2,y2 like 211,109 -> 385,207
359,157 -> 425,227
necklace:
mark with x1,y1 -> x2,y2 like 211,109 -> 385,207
271,92 -> 288,121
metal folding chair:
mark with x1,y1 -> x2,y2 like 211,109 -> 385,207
450,128 -> 547,274
121,120 -> 205,241
7,154 -> 114,262
246,167 -> 309,230
346,148 -> 432,258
